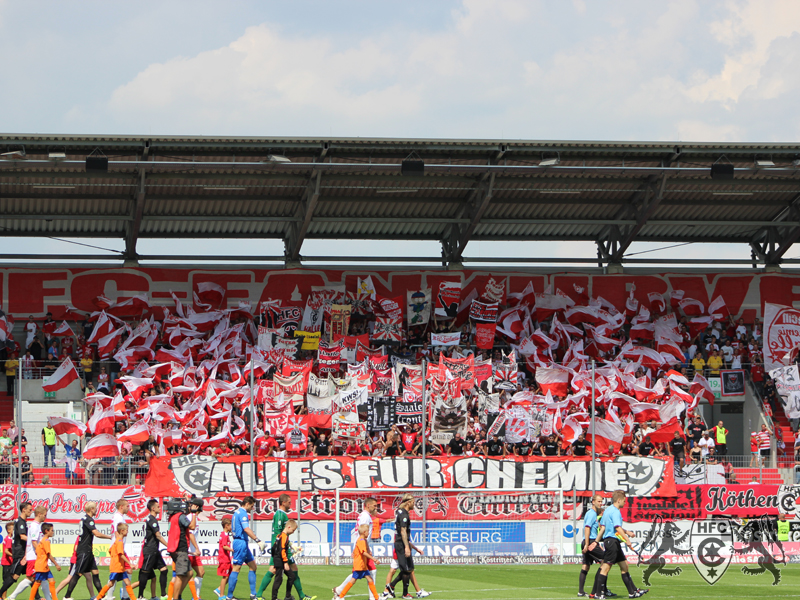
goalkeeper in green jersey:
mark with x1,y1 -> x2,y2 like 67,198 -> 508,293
257,494 -> 316,600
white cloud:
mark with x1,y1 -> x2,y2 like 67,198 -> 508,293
102,0 -> 800,141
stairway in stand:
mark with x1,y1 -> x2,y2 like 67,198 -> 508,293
0,392 -> 14,423
771,400 -> 796,468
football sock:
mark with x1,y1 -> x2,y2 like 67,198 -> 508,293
248,571 -> 256,596
227,572 -> 239,598
10,578 -> 31,600
621,572 -> 637,595
339,581 -> 354,598
257,572 -> 274,597
292,575 -> 304,598
578,570 -> 587,594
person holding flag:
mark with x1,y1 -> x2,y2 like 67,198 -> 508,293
55,435 -> 82,485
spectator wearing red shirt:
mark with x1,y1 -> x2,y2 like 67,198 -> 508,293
400,427 -> 418,455
214,441 -> 233,458
257,435 -> 278,457
345,440 -> 361,457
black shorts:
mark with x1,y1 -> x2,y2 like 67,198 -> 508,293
394,546 -> 414,572
760,448 -> 771,457
8,558 -> 24,577
141,551 -> 167,573
73,552 -> 98,574
582,540 -> 605,566
602,537 -> 625,565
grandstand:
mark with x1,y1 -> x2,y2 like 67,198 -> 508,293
0,135 -> 796,560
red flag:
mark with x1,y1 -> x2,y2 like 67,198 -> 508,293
629,322 -> 654,341
670,290 -> 685,309
678,298 -> 704,316
475,323 -> 496,350
116,376 -> 154,400
708,296 -> 729,318
42,358 -> 80,392
82,434 -> 120,459
283,415 -> 309,452
688,316 -> 713,338
87,406 -> 116,435
648,292 -> 665,313
50,321 -> 75,337
560,414 -> 586,449
630,402 -> 661,423
690,373 -> 715,406
535,366 -> 570,396
46,416 -> 86,436
196,281 -> 226,307
117,421 -> 151,444
587,418 -> 623,454
657,340 -> 684,363
646,417 -> 685,444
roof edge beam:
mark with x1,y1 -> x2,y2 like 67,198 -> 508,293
285,170 -> 322,262
124,170 -> 146,263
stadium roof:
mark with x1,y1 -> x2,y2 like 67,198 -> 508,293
3,133 -> 800,268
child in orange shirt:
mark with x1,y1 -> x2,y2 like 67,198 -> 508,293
336,524 -> 378,600
29,523 -> 59,600
96,523 -> 136,600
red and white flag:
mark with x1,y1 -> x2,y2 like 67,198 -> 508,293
46,416 -> 86,436
587,417 -> 624,454
688,315 -> 713,338
657,340 -> 684,363
690,373 -> 715,406
42,358 -> 80,392
87,406 -> 116,435
646,417 -> 685,443
678,297 -> 704,316
82,434 -> 120,459
117,420 -> 151,444
196,281 -> 226,307
535,366 -> 570,396
670,289 -> 685,309
708,296 -> 729,318
560,414 -> 587,448
117,376 -> 154,400
630,402 -> 661,423
50,321 -> 75,337
648,292 -> 665,313
629,322 -> 654,341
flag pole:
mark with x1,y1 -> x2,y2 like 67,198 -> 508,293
421,358 -> 427,545
249,353 -> 256,536
15,372 -> 21,505
591,359 -> 596,498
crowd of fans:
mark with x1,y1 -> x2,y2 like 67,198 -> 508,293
0,283 -> 790,488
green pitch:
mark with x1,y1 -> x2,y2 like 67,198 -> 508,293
44,564 -> 799,599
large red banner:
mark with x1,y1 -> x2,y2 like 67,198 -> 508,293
2,267 -> 798,322
144,454 -> 676,501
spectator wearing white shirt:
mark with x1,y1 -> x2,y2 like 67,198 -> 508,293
697,433 -> 715,459
735,319 -> 747,338
721,341 -> 734,366
706,341 -> 720,354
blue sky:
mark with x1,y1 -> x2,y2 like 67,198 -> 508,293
2,0 -> 799,263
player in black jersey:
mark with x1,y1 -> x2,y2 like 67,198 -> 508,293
384,494 -> 416,600
138,499 -> 169,600
0,502 -> 32,597
64,501 -> 112,600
